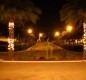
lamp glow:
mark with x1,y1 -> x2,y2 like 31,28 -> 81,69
66,25 -> 72,32
38,33 -> 43,41
27,29 -> 32,34
54,31 -> 60,37
39,33 -> 43,37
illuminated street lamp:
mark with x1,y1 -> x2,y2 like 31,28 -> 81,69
27,28 -> 34,43
66,25 -> 73,32
27,29 -> 32,34
39,33 -> 43,41
54,31 -> 60,37
39,33 -> 43,37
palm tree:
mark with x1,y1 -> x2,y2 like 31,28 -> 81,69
0,0 -> 42,52
59,0 -> 86,59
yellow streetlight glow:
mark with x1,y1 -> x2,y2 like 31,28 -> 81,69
66,25 -> 72,32
54,31 -> 60,37
38,33 -> 43,41
39,33 -> 43,37
27,29 -> 32,34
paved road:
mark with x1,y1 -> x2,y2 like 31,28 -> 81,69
27,42 -> 66,51
26,42 -> 82,60
0,61 -> 86,80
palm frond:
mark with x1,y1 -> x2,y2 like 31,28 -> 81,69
0,0 -> 42,25
60,0 -> 86,28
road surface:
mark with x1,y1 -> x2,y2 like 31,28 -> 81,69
0,61 -> 86,80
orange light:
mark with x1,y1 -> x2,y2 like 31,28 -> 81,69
66,25 -> 72,32
54,31 -> 60,37
39,33 -> 43,37
27,29 -> 32,34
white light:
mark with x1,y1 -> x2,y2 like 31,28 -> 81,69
9,22 -> 14,28
8,22 -> 14,51
83,23 -> 86,53
8,38 -> 14,51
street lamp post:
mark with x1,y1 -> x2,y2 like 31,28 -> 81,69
39,33 -> 43,42
66,25 -> 73,45
27,28 -> 33,43
54,31 -> 60,40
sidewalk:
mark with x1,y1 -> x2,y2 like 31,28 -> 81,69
0,59 -> 86,63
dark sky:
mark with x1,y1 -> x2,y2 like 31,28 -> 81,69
32,0 -> 66,34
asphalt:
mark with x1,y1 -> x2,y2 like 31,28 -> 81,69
0,61 -> 86,80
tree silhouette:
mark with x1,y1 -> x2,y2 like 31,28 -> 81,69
60,0 -> 86,59
0,0 -> 42,58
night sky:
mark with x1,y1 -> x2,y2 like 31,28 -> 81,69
0,0 -> 67,38
32,0 -> 66,34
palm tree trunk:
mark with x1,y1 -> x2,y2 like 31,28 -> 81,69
83,22 -> 86,60
8,21 -> 14,60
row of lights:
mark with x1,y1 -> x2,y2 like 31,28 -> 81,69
27,25 -> 73,39
8,22 -> 86,61
54,25 -> 73,37
27,28 -> 43,41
